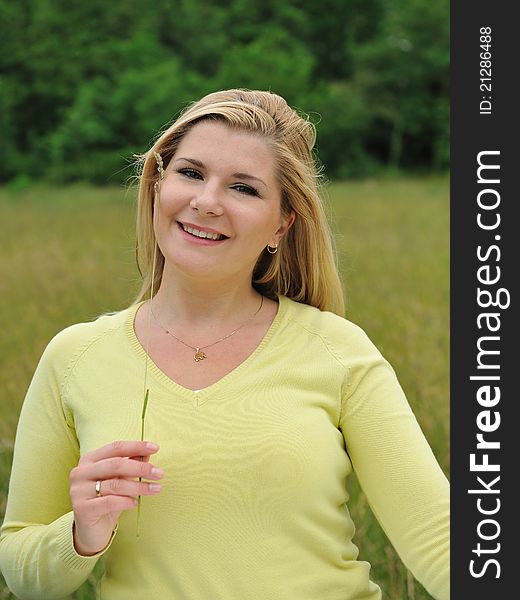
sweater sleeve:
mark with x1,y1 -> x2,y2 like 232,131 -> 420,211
338,326 -> 450,600
0,328 -> 116,600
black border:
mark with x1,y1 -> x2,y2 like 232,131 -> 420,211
451,2 -> 516,596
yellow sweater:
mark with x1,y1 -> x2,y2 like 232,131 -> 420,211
0,295 -> 449,599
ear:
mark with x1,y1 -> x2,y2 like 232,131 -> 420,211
270,210 -> 296,246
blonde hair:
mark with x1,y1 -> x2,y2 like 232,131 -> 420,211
132,89 -> 345,315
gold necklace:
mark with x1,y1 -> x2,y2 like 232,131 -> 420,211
150,295 -> 264,362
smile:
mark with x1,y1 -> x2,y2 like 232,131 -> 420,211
178,222 -> 227,241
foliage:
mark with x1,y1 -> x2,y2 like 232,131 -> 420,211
0,0 -> 449,183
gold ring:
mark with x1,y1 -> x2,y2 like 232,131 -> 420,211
95,480 -> 102,497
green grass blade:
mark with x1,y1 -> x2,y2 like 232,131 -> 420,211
137,388 -> 150,537
140,388 -> 149,436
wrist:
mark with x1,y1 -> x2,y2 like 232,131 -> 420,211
72,522 -> 116,557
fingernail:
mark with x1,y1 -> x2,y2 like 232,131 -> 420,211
146,442 -> 159,451
151,467 -> 164,478
149,483 -> 161,493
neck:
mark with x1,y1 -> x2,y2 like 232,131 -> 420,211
149,270 -> 263,329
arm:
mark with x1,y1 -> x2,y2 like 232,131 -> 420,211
0,330 -> 113,600
339,330 -> 449,600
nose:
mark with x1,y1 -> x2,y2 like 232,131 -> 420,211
190,181 -> 224,216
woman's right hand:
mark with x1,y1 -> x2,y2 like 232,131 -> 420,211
69,440 -> 163,556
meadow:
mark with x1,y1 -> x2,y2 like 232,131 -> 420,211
0,176 -> 449,599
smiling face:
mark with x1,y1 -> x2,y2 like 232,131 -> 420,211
154,120 -> 294,286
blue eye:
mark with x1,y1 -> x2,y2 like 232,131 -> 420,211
177,168 -> 259,197
178,168 -> 202,179
233,184 -> 260,197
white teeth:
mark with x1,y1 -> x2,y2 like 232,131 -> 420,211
182,224 -> 223,240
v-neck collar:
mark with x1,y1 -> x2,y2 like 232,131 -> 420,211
125,295 -> 287,406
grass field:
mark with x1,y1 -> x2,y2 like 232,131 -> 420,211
0,176 -> 449,599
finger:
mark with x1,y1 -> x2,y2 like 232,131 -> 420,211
88,456 -> 164,482
92,478 -> 161,499
85,494 -> 139,518
129,455 -> 151,463
84,440 -> 160,463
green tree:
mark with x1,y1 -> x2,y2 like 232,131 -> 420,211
352,0 -> 449,169
0,0 -> 449,183
216,27 -> 315,104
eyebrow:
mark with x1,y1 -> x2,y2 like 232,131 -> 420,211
173,157 -> 268,189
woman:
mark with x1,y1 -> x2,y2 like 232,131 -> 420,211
0,89 -> 449,599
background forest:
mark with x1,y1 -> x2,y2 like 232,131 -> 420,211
0,0 -> 449,185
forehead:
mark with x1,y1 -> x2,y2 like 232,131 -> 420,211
174,121 -> 277,175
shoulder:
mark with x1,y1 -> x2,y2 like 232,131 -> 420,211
280,295 -> 384,365
39,304 -> 136,376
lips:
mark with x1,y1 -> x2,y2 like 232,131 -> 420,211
177,222 -> 229,242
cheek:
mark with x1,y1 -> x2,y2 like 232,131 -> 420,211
153,198 -> 181,246
155,187 -> 183,219
232,209 -> 274,238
